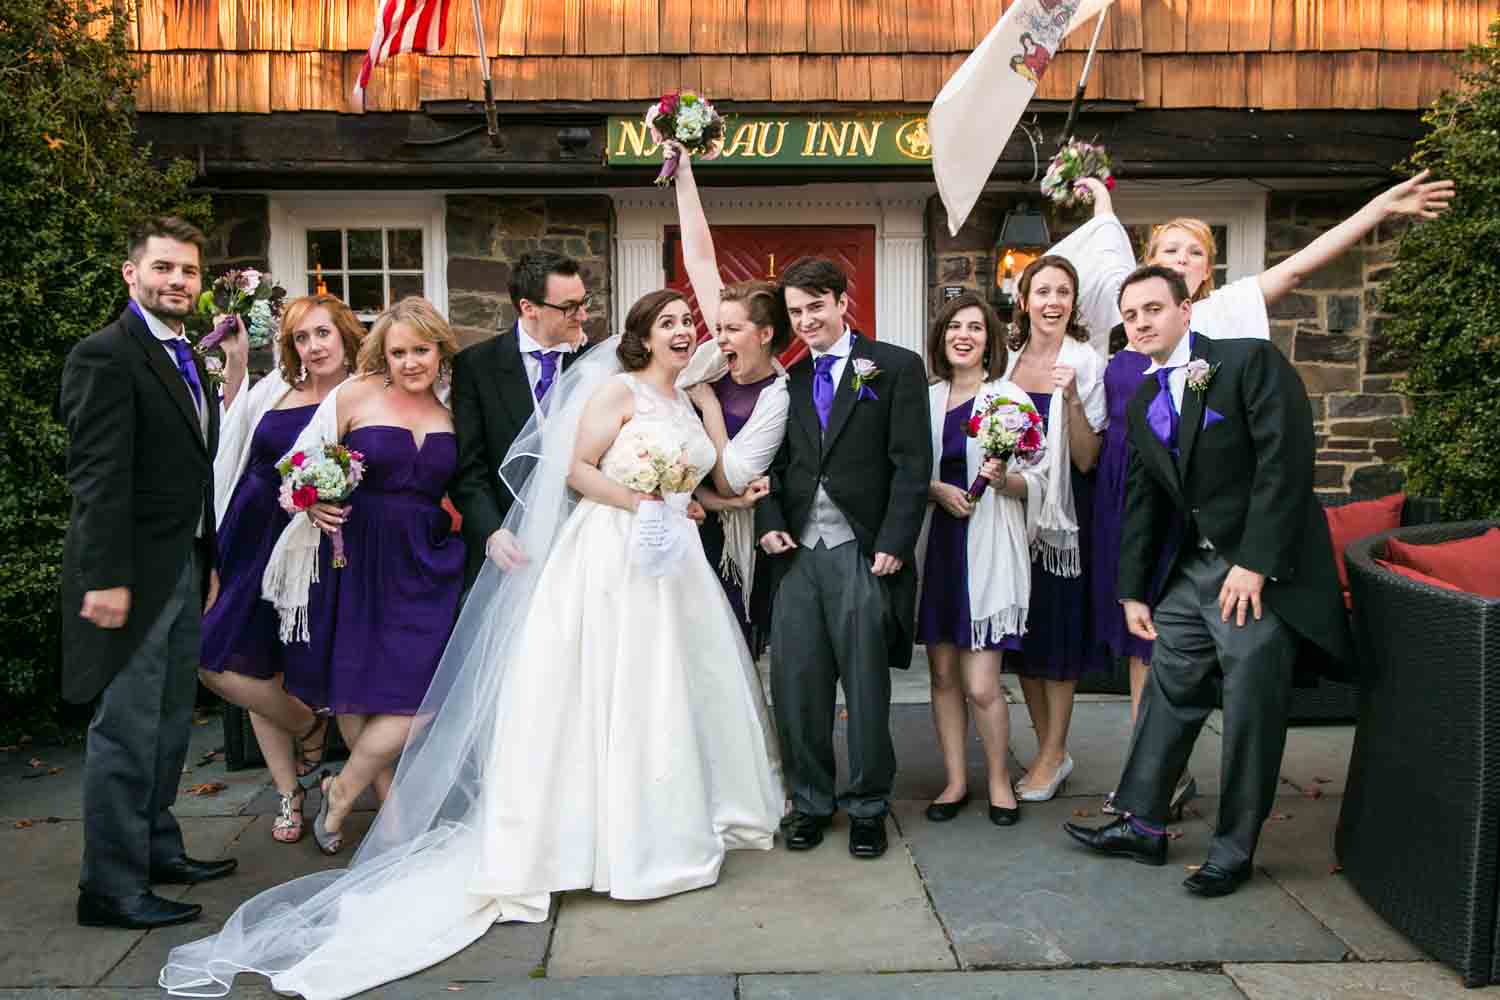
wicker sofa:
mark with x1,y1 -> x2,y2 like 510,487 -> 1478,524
1335,520 -> 1500,988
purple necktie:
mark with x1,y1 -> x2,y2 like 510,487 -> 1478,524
1146,366 -> 1181,456
812,354 -> 839,431
166,336 -> 204,410
529,350 -> 559,402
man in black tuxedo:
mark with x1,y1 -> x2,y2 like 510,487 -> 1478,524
450,251 -> 593,582
60,217 -> 237,930
1064,265 -> 1353,896
756,257 -> 931,859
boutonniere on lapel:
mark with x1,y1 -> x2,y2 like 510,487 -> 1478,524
850,358 -> 881,402
1184,359 -> 1218,393
200,355 -> 226,396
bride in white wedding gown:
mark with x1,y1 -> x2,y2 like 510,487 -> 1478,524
161,291 -> 782,999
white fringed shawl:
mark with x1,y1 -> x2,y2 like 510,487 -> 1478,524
924,379 -> 1048,648
1003,336 -> 1107,577
214,369 -> 291,526
677,340 -> 790,598
260,381 -> 350,643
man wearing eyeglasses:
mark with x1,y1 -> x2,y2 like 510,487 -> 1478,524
450,250 -> 594,584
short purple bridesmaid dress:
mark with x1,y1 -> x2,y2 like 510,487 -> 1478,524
322,426 -> 465,716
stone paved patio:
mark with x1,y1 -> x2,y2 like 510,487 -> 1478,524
2,654 -> 1492,998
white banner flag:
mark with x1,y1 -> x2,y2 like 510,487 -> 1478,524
929,0 -> 1115,236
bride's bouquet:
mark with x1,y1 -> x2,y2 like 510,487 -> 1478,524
964,397 -> 1045,503
644,90 -> 725,187
277,442 -> 367,568
616,429 -> 701,497
1040,139 -> 1115,208
194,268 -> 287,350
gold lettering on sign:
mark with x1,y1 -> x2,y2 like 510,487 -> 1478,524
849,121 -> 881,157
800,121 -> 819,157
756,121 -> 788,158
814,121 -> 851,157
613,120 -> 661,159
725,122 -> 759,158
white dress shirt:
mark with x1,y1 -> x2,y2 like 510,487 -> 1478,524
807,328 -> 854,392
515,321 -> 579,418
1141,330 -> 1216,551
1140,328 -> 1194,415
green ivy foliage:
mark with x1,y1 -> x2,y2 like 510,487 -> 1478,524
0,0 -> 210,733
1381,21 -> 1500,519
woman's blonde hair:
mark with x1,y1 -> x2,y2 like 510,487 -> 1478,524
358,296 -> 458,376
1145,218 -> 1218,302
276,294 -> 365,384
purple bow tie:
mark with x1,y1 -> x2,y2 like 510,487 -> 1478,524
529,350 -> 559,402
812,354 -> 839,431
1146,366 -> 1180,457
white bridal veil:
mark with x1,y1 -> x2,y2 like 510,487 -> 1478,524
160,338 -> 629,998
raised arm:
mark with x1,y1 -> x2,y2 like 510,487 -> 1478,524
1047,177 -> 1136,354
1258,169 -> 1453,306
674,147 -> 725,335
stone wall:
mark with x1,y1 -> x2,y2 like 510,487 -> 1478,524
926,189 -> 1408,499
446,195 -> 613,350
1267,190 -> 1406,499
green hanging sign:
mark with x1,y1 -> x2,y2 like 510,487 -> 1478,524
605,114 -> 934,167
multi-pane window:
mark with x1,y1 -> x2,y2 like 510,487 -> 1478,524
305,227 -> 427,323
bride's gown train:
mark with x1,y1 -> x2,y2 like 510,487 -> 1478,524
163,367 -> 781,1000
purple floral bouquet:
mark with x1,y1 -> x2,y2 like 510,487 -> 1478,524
644,90 -> 725,187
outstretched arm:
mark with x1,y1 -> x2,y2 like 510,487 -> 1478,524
1047,177 -> 1136,351
1258,169 -> 1453,306
674,146 -> 724,335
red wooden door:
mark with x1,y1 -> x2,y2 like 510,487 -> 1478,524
664,225 -> 878,367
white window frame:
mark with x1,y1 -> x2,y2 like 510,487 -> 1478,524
1106,182 -> 1267,283
267,193 -> 449,319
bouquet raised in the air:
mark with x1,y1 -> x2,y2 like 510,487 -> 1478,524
278,443 -> 366,568
644,90 -> 726,187
194,268 -> 287,351
1040,139 -> 1115,208
964,397 -> 1046,503
615,429 -> 701,498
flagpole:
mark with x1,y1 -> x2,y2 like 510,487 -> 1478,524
1059,9 -> 1109,148
471,0 -> 502,147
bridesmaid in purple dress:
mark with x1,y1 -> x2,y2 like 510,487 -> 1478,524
671,147 -> 792,653
916,293 -> 1032,826
303,297 -> 466,855
198,295 -> 364,844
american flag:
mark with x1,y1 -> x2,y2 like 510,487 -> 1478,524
354,0 -> 454,102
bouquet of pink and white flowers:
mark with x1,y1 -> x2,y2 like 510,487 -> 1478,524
964,396 -> 1046,503
277,443 -> 366,568
1040,139 -> 1115,208
194,268 -> 287,351
644,90 -> 725,187
615,430 -> 701,497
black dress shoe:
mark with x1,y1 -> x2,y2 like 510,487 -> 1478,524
848,815 -> 888,859
988,802 -> 1021,826
782,812 -> 833,851
1183,862 -> 1252,897
78,890 -> 202,930
150,855 -> 239,885
925,793 -> 970,822
1062,816 -> 1167,866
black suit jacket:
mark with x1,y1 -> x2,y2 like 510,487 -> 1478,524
755,332 -> 932,669
449,329 -> 592,584
1118,335 -> 1353,667
58,306 -> 221,703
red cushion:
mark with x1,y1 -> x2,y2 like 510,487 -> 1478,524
1384,527 -> 1500,599
1374,558 -> 1463,594
1325,493 -> 1405,595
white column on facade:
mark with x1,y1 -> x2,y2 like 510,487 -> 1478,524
876,192 -> 930,362
612,193 -> 671,332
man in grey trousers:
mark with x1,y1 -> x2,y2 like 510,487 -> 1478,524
755,257 -> 931,859
59,217 -> 238,929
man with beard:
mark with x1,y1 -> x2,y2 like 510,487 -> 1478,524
61,216 -> 236,929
